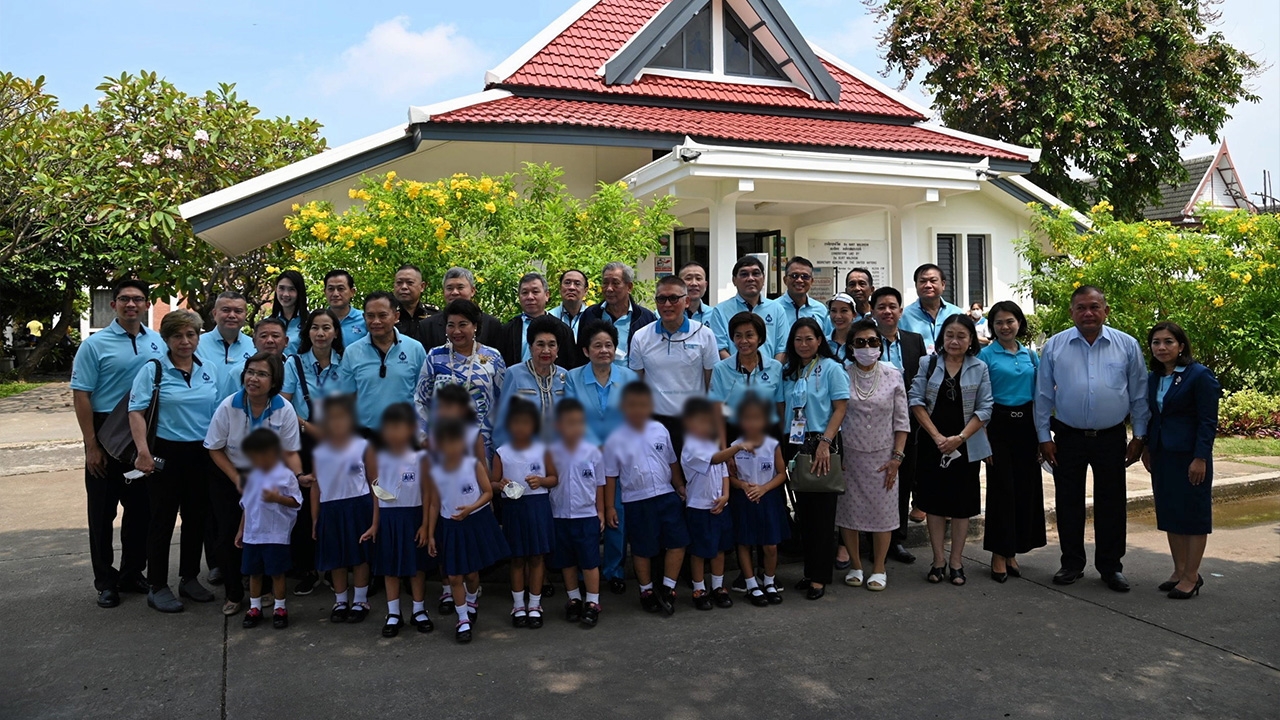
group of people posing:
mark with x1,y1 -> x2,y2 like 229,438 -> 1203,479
71,255 -> 1221,643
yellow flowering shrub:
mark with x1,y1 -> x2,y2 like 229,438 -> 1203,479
1019,205 -> 1280,392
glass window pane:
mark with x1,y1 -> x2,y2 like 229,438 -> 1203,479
751,44 -> 785,78
652,37 -> 685,69
685,5 -> 712,71
725,11 -> 750,75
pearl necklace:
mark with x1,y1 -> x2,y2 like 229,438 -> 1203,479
853,364 -> 881,401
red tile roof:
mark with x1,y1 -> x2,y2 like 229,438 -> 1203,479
497,0 -> 925,120
430,95 -> 1029,160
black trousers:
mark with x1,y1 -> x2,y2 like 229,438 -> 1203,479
1052,420 -> 1127,574
983,405 -> 1047,557
85,414 -> 150,590
655,414 -> 686,457
209,470 -> 245,602
146,439 -> 211,590
785,432 -> 841,586
891,419 -> 920,545
290,432 -> 317,573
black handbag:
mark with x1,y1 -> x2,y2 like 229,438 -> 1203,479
98,358 -> 162,464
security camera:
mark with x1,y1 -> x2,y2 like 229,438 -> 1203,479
678,148 -> 702,163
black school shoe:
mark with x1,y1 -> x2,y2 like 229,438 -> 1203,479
581,602 -> 600,627
763,585 -> 783,605
608,578 -> 627,595
382,614 -> 401,638
411,611 -> 434,633
526,606 -> 544,629
347,603 -> 370,623
242,607 -> 263,628
329,602 -> 350,623
657,586 -> 677,616
511,608 -> 528,628
455,620 -> 472,644
272,608 -> 289,629
712,587 -> 733,608
640,589 -> 661,613
565,598 -> 584,623
692,589 -> 714,611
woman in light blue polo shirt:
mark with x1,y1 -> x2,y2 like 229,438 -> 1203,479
976,301 -> 1045,582
709,311 -> 782,443
779,317 -> 849,600
268,270 -> 309,355
128,310 -> 226,614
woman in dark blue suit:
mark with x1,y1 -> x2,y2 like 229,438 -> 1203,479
1142,322 -> 1220,600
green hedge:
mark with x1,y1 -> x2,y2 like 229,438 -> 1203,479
1219,390 -> 1280,437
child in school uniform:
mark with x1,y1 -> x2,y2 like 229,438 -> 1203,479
492,397 -> 558,629
548,398 -> 605,627
603,381 -> 689,616
310,395 -> 379,624
425,418 -> 510,644
235,428 -> 302,629
680,397 -> 749,611
372,403 -> 437,638
425,382 -> 488,616
729,395 -> 789,606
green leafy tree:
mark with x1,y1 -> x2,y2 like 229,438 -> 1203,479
285,163 -> 676,320
869,0 -> 1260,219
1018,201 -> 1280,392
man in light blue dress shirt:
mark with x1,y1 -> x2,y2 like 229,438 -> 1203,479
899,263 -> 964,354
1035,286 -> 1150,592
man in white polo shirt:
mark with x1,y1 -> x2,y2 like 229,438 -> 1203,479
628,275 -> 718,454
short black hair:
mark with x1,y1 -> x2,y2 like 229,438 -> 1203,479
1147,321 -> 1195,372
728,312 -> 766,345
518,272 -> 547,292
113,278 -> 149,299
677,261 -> 707,277
656,275 -> 685,292
559,269 -> 588,286
363,291 -> 397,310
380,402 -> 417,429
396,263 -> 424,278
504,397 -> 541,436
845,267 -> 873,285
527,315 -> 563,346
1071,285 -> 1106,304
785,256 -> 814,272
555,397 -> 585,419
869,286 -> 903,307
735,394 -> 772,424
433,417 -> 465,443
913,263 -> 945,283
242,428 -> 281,456
324,269 -> 355,288
254,317 -> 287,336
444,299 -> 482,328
682,396 -> 715,420
579,319 -> 618,351
621,380 -> 652,401
732,256 -> 765,277
215,290 -> 246,305
987,300 -> 1028,338
936,314 -> 981,356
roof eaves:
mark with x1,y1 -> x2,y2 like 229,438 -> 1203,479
408,89 -> 514,124
745,0 -> 841,103
913,122 -> 1039,164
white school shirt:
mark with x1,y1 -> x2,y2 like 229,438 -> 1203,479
313,437 -> 370,503
435,456 -> 486,518
203,392 -> 302,470
240,462 -> 302,545
628,318 -> 718,417
732,435 -> 780,487
496,441 -> 550,496
681,436 -> 728,511
376,448 -> 425,509
549,441 -> 604,520
602,420 -> 677,503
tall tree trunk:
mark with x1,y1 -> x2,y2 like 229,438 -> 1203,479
15,281 -> 77,381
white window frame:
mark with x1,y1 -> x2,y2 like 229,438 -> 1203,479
928,228 -> 992,309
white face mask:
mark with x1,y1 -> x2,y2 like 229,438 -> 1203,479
970,310 -> 983,319
852,347 -> 881,366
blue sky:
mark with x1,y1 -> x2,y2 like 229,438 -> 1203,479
2,0 -> 1276,200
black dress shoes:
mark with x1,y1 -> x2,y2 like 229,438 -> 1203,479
97,588 -> 120,608
887,544 -> 916,564
118,576 -> 150,594
1102,572 -> 1130,592
608,578 -> 627,595
1052,568 -> 1085,585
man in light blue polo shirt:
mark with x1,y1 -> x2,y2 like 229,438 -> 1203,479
678,262 -> 713,326
71,278 -> 166,609
339,291 -> 427,432
223,317 -> 290,394
324,269 -> 367,348
899,263 -> 964,354
765,256 -> 832,360
196,291 -> 254,366
708,256 -> 772,360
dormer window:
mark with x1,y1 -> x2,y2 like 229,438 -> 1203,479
651,4 -> 712,72
724,5 -> 785,79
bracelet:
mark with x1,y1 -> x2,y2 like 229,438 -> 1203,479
891,450 -> 906,461
819,435 -> 834,445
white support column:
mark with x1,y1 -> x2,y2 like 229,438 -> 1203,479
897,205 -> 920,292
708,179 -> 753,303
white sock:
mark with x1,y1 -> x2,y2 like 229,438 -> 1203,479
745,576 -> 760,591
334,590 -> 347,606
639,582 -> 654,593
692,580 -> 706,592
567,588 -> 582,601
528,593 -> 542,610
662,576 -> 677,589
274,598 -> 286,610
440,586 -> 451,600
511,590 -> 524,609
388,598 -> 401,617
585,592 -> 600,605
711,574 -> 724,590
412,600 -> 425,615
250,597 -> 262,610
465,591 -> 478,606
764,574 -> 776,587
456,605 -> 470,624
353,586 -> 368,605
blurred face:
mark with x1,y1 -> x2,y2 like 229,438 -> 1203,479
435,401 -> 465,422
242,360 -> 272,398
309,315 -> 336,350
213,298 -> 247,333
323,404 -> 355,441
381,420 -> 415,450
941,322 -> 971,359
733,263 -> 764,300
518,279 -> 548,317
1070,289 -> 1109,335
655,285 -> 687,323
873,295 -> 902,331
737,402 -> 768,438
829,302 -> 854,330
991,310 -> 1020,343
166,325 -> 200,358
508,414 -> 536,443
846,272 -> 873,304
530,332 -> 558,369
731,323 -> 761,358
586,331 -> 615,367
683,412 -> 714,441
325,275 -> 354,312
112,287 -> 150,324
274,278 -> 297,312
247,448 -> 280,473
601,268 -> 632,306
437,434 -> 465,462
254,324 -> 286,354
446,314 -> 476,349
915,269 -> 944,301
792,326 -> 820,361
784,262 -> 814,298
679,266 -> 707,304
443,276 -> 475,302
556,409 -> 587,446
363,298 -> 396,340
393,268 -> 425,307
1150,329 -> 1184,366
621,392 -> 654,428
559,272 -> 587,306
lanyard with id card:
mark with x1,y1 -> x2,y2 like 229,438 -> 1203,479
788,359 -> 819,445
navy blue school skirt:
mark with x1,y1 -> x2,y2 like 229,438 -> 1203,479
501,493 -> 555,557
686,507 -> 735,559
552,516 -> 602,570
374,506 -> 437,577
241,543 -> 291,577
730,486 -> 791,546
436,505 -> 510,577
314,495 -> 373,572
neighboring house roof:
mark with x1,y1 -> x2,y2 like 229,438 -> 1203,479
1141,141 -> 1253,222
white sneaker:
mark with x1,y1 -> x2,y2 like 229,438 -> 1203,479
843,569 -> 864,587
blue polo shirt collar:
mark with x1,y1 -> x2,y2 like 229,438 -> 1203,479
105,319 -> 150,337
655,317 -> 691,336
231,389 -> 285,424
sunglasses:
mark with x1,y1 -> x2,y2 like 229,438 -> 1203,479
851,337 -> 882,348
787,273 -> 813,282
655,294 -> 687,305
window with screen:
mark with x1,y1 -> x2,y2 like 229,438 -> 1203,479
651,3 -> 713,72
966,234 -> 987,307
935,234 -> 959,306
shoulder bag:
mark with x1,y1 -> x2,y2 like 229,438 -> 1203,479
99,358 -> 162,464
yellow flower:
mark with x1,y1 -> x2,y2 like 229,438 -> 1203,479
1243,273 -> 1252,284
266,265 -> 280,275
345,240 -> 355,249
1169,240 -> 1178,249
383,180 -> 392,191
1072,281 -> 1081,288
456,191 -> 462,199
348,188 -> 360,199
475,275 -> 485,284
406,182 -> 422,200
1212,296 -> 1225,307
385,170 -> 397,181
435,226 -> 447,241
1230,272 -> 1240,280
1129,244 -> 1140,251
484,201 -> 497,213
310,223 -> 330,241
373,236 -> 388,247
294,250 -> 308,261
508,190 -> 518,200
1090,200 -> 1113,214
291,203 -> 300,212
478,177 -> 494,193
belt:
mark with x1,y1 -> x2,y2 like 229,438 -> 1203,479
994,403 -> 1033,419
1050,419 -> 1125,437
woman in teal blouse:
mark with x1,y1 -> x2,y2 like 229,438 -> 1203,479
709,312 -> 783,443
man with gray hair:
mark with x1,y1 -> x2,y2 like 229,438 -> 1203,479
421,266 -> 504,349
581,262 -> 656,366
498,271 -> 581,369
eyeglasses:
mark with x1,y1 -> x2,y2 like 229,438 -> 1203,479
654,294 -> 687,305
851,337 -> 882,348
115,296 -> 147,305
787,273 -> 813,282
243,369 -> 272,379
736,270 -> 763,279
